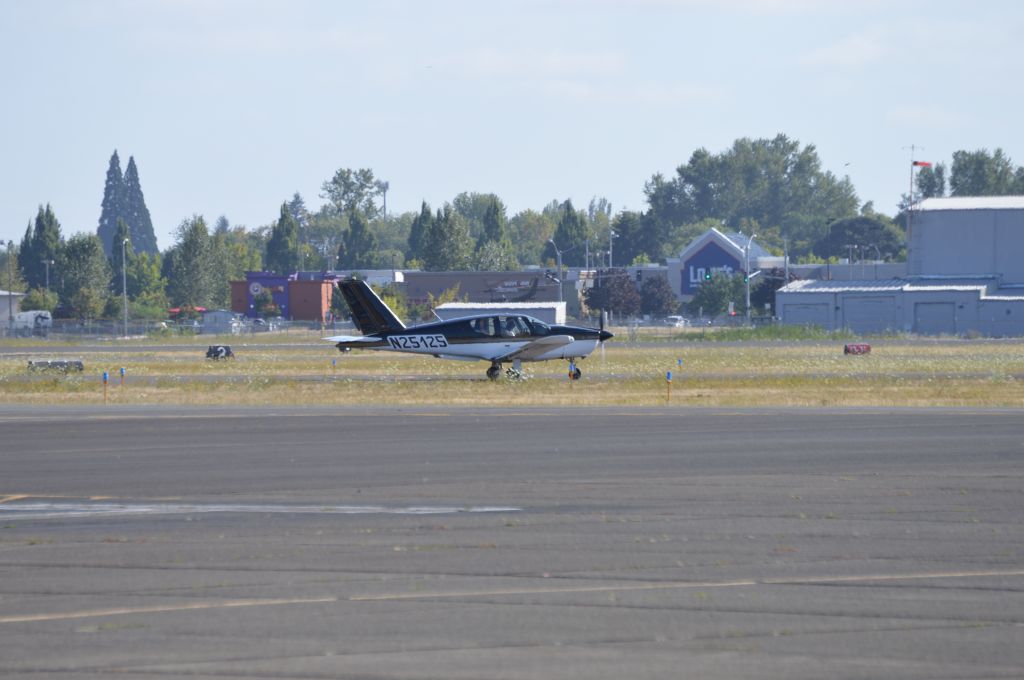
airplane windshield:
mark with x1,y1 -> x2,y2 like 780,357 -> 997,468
525,317 -> 550,336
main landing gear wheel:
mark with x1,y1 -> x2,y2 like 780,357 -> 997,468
486,365 -> 501,381
570,367 -> 582,380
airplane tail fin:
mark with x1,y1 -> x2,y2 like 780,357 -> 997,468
338,280 -> 406,335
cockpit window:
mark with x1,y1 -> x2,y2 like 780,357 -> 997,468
498,315 -> 530,337
524,317 -> 550,336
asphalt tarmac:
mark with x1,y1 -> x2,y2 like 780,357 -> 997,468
1,405 -> 1022,679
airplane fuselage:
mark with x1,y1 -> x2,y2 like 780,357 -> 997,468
334,315 -> 606,363
325,280 -> 612,380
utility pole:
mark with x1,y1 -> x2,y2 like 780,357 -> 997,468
6,241 -> 13,335
744,233 -> 756,323
547,239 -> 564,304
122,239 -> 129,338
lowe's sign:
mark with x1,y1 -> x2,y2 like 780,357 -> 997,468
681,242 -> 742,295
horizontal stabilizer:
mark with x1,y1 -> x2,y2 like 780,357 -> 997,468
323,335 -> 380,343
491,334 -> 574,362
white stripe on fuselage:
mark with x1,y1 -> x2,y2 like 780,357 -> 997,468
370,338 -> 598,362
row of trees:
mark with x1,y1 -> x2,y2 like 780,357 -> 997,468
7,140 -> 1024,321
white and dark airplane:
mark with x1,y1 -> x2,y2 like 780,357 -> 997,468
325,279 -> 613,380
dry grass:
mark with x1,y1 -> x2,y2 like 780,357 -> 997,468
1,337 -> 1022,408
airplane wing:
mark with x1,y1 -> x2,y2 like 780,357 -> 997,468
490,334 -> 574,362
322,335 -> 380,343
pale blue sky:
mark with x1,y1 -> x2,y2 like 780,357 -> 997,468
1,0 -> 1020,252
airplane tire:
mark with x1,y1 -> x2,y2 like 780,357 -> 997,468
486,365 -> 501,381
571,367 -> 582,380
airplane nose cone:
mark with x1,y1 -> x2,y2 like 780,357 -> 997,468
600,329 -> 613,342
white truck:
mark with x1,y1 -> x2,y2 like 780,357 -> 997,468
12,310 -> 52,337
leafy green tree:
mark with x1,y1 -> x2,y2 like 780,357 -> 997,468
949,149 -> 1022,196
126,251 -> 167,309
0,244 -> 27,293
452,192 -> 506,243
253,289 -> 280,318
19,287 -> 59,313
19,204 -> 63,290
584,268 -> 641,318
639,275 -> 678,317
305,205 -> 346,269
320,168 -> 383,218
122,156 -> 158,255
813,214 -> 904,263
421,204 -> 473,271
645,135 -> 858,260
544,200 -> 587,266
97,150 -> 124,256
916,163 -> 946,199
168,215 -> 214,308
58,233 -> 111,320
374,211 -> 413,257
508,209 -> 556,265
687,271 -> 744,318
473,239 -> 518,271
265,203 -> 300,274
473,196 -> 517,270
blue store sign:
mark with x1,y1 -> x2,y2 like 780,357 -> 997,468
681,242 -> 741,295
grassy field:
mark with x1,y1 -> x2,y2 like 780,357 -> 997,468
1,329 -> 1022,408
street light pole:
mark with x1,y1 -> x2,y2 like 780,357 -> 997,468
6,241 -> 13,335
547,239 -> 563,304
608,230 -> 617,269
745,233 -> 757,324
122,239 -> 129,338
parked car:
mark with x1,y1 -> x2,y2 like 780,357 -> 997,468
662,315 -> 690,327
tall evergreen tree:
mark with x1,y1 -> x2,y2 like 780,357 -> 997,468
19,204 -> 64,290
421,204 -> 472,271
122,156 -> 158,255
340,211 -> 379,269
265,203 -> 300,274
407,201 -> 433,262
97,150 -> 124,256
544,200 -> 587,266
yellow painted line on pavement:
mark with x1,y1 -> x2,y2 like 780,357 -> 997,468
1,494 -> 116,503
0,596 -> 339,624
4,569 -> 1022,624
352,568 -> 1024,602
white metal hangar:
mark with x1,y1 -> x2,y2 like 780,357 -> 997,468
777,196 -> 1024,336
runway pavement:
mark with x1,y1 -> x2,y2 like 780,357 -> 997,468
0,405 -> 1022,679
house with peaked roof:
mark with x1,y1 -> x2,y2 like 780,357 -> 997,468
666,228 -> 784,302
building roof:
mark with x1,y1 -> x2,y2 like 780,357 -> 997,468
780,279 -> 907,294
675,227 -> 772,263
780,277 -> 1024,300
0,289 -> 25,297
917,196 -> 1024,211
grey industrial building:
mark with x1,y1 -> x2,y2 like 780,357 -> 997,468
777,197 -> 1024,336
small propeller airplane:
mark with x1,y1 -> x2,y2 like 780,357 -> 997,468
325,279 -> 613,380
